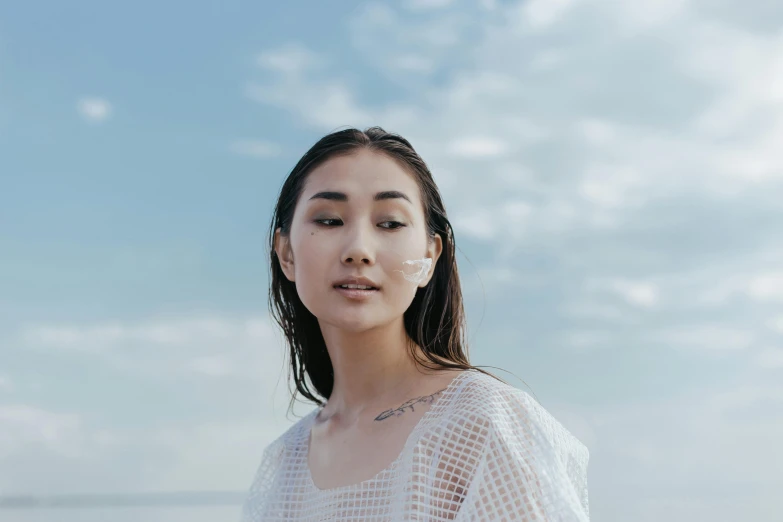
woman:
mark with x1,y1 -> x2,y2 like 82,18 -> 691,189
240,127 -> 590,521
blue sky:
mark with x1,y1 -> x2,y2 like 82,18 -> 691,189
2,0 -> 783,520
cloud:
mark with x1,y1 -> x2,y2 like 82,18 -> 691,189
656,324 -> 757,354
754,346 -> 783,369
404,0 -> 455,10
229,139 -> 282,158
346,2 -> 479,82
585,277 -> 661,308
19,316 -> 272,351
746,272 -> 783,301
2,314 -> 299,496
0,405 -> 81,460
185,355 -> 237,377
391,54 -> 435,73
145,418 -> 296,492
559,329 -> 614,350
768,315 -> 783,333
586,380 -> 783,520
448,136 -> 508,158
0,403 -> 295,495
77,97 -> 112,123
253,42 -> 380,129
690,267 -> 783,306
256,43 -> 321,75
16,314 -> 282,381
522,0 -> 577,29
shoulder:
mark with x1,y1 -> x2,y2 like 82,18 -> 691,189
246,408 -> 318,487
448,370 -> 590,469
442,372 -> 592,520
240,408 -> 318,521
259,407 -> 318,458
446,369 -> 533,426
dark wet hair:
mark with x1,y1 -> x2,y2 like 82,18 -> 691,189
267,126 -> 508,413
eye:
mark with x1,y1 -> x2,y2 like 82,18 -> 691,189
379,221 -> 406,230
314,218 -> 343,226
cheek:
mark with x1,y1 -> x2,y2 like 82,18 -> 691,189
379,253 -> 426,305
289,238 -> 324,296
291,231 -> 331,267
380,243 -> 429,277
288,228 -> 326,272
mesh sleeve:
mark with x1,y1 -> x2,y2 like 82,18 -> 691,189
239,439 -> 285,522
453,388 -> 590,521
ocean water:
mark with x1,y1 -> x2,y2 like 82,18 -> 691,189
0,505 -> 241,522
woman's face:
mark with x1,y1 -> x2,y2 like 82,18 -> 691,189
275,149 -> 442,333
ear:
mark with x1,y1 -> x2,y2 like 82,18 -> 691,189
420,233 -> 443,288
274,227 -> 295,282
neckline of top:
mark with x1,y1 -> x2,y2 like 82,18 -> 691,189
303,369 -> 477,493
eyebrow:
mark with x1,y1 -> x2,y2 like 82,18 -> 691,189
308,190 -> 412,204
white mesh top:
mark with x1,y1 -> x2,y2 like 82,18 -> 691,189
240,369 -> 590,521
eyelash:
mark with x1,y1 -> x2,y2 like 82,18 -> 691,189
314,219 -> 406,230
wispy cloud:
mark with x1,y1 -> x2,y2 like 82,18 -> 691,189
404,0 -> 455,10
587,381 -> 783,520
584,277 -> 661,308
521,0 -> 577,29
656,324 -> 757,354
256,43 -> 321,75
754,346 -> 783,369
16,314 -> 281,380
3,314 -> 295,496
229,139 -> 282,158
0,401 -> 291,495
0,405 -> 82,460
76,97 -> 112,123
447,136 -> 508,158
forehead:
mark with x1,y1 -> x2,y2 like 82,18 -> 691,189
302,149 -> 421,201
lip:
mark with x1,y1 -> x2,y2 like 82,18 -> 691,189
332,276 -> 380,302
333,286 -> 379,301
332,276 -> 380,289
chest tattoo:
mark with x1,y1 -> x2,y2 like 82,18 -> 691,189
374,386 -> 449,421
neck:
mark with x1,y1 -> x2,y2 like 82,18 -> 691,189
318,317 -> 429,420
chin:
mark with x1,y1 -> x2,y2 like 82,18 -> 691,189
318,309 -> 396,334
327,316 -> 379,333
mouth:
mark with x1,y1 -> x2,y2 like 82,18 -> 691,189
333,284 -> 379,300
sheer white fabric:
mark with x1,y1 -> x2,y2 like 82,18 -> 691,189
240,369 -> 590,521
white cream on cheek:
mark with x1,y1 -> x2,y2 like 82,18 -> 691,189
394,257 -> 433,285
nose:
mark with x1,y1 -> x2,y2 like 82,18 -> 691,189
341,225 -> 375,267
